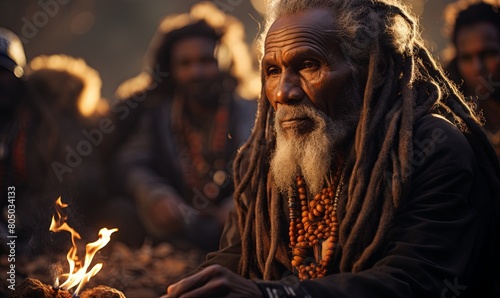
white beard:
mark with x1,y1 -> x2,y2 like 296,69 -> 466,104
270,102 -> 359,196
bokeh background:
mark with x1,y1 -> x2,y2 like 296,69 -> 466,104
0,0 -> 456,99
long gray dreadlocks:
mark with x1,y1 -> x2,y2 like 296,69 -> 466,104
232,0 -> 500,279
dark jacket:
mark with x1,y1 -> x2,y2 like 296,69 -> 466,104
201,114 -> 500,297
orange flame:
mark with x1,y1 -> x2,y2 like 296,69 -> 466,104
49,197 -> 117,295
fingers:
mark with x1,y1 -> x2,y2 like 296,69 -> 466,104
167,265 -> 225,298
166,265 -> 261,298
170,277 -> 230,298
150,198 -> 184,231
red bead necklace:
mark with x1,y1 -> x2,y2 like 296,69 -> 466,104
288,164 -> 345,280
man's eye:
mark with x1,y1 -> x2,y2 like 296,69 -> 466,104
459,55 -> 473,63
200,57 -> 217,65
267,66 -> 281,75
482,49 -> 500,59
302,60 -> 318,69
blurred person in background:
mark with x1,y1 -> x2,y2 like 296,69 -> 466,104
444,0 -> 500,157
0,28 -> 29,196
112,2 -> 257,250
25,54 -> 110,239
1,49 -> 110,258
0,27 -> 57,257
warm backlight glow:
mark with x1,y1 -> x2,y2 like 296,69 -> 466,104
49,197 -> 117,295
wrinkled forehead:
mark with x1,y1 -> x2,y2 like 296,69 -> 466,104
264,8 -> 338,53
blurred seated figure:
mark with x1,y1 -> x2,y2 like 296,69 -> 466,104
444,1 -> 500,157
0,28 -> 29,196
0,28 -> 58,257
0,31 -> 97,257
113,2 -> 257,251
24,55 -> 110,241
0,28 -> 39,255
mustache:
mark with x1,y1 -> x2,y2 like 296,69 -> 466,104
276,104 -> 308,119
275,104 -> 328,127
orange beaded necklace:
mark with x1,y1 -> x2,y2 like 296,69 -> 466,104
288,164 -> 346,280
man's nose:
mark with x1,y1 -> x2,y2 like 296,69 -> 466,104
275,71 -> 304,104
189,64 -> 203,78
472,56 -> 487,76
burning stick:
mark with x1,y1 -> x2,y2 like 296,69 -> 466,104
10,278 -> 126,298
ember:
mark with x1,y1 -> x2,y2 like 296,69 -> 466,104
9,278 -> 72,298
9,277 -> 126,298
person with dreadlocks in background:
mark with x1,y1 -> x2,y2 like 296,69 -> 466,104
113,2 -> 257,250
166,0 -> 500,297
444,0 -> 500,157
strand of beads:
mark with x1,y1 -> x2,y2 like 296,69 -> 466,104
289,167 -> 344,280
288,186 -> 300,248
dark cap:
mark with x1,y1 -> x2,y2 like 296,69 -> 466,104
0,28 -> 26,78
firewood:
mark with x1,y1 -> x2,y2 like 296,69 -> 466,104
80,285 -> 126,298
9,278 -> 72,298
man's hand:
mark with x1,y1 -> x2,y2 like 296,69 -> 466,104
150,197 -> 184,233
167,265 -> 262,298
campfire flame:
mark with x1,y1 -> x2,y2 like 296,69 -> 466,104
49,197 -> 117,295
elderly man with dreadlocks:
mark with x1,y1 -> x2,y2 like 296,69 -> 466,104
166,0 -> 500,297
